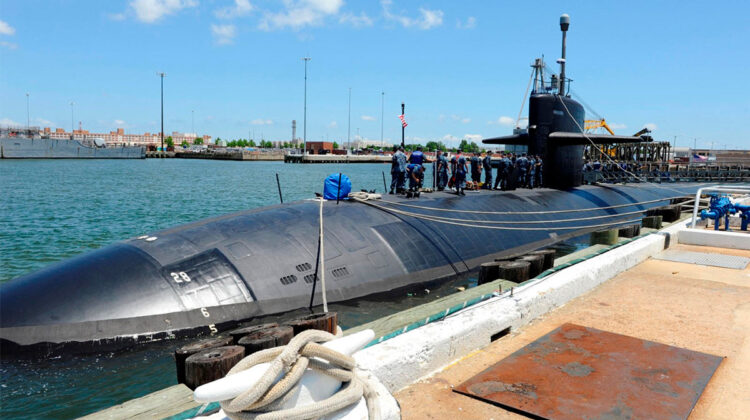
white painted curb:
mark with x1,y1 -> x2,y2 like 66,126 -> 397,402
678,229 -> 750,250
355,231 -> 671,394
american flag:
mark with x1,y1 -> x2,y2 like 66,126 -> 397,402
399,114 -> 408,128
692,154 -> 707,162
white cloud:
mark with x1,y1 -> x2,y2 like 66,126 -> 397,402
0,41 -> 17,49
114,119 -> 126,126
0,118 -> 21,126
215,0 -> 254,19
130,0 -> 198,23
211,24 -> 237,44
339,12 -> 373,27
328,121 -> 338,128
361,115 -> 375,121
381,0 -> 443,30
644,123 -> 658,131
259,0 -> 344,30
490,116 -> 515,126
109,13 -> 127,21
0,20 -> 15,35
609,122 -> 627,130
456,16 -> 476,29
448,114 -> 471,124
463,134 -> 483,143
251,118 -> 273,125
34,117 -> 55,126
441,134 -> 458,143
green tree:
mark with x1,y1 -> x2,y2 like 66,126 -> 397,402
249,139 -> 256,147
194,137 -> 203,145
165,136 -> 174,148
333,141 -> 339,149
180,140 -> 188,147
425,141 -> 447,152
215,137 -> 222,144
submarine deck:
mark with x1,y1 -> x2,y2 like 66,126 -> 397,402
394,241 -> 750,419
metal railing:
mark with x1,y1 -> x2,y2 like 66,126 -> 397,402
690,185 -> 750,228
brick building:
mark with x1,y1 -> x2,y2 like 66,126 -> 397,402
41,127 -> 211,147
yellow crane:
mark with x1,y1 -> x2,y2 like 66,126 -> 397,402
584,119 -> 615,135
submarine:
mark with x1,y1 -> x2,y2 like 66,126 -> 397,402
0,15 -> 718,357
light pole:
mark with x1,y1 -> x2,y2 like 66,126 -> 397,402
302,57 -> 311,156
70,101 -> 75,136
380,91 -> 384,145
26,93 -> 30,130
157,72 -> 166,151
347,87 -> 351,152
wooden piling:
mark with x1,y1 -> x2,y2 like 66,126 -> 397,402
497,261 -> 531,283
590,228 -> 619,245
478,262 -> 502,285
518,254 -> 545,278
528,249 -> 556,270
236,326 -> 294,355
285,312 -> 338,335
184,346 -> 245,390
174,336 -> 233,385
642,215 -> 663,229
227,323 -> 279,344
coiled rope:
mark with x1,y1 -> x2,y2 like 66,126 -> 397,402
219,329 -> 378,420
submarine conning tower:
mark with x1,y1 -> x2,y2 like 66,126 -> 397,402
483,14 -> 648,190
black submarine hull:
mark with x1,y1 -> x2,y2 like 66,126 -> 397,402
0,182 -> 706,356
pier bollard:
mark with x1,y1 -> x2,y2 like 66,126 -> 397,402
528,249 -> 556,270
518,254 -> 545,278
227,323 -> 279,344
184,345 -> 245,390
237,325 -> 294,355
590,228 -> 619,245
642,215 -> 663,229
478,262 -> 503,285
497,261 -> 530,283
174,336 -> 233,385
285,312 -> 338,336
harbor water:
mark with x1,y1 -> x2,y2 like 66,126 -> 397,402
0,159 -> 584,419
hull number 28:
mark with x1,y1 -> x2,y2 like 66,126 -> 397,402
170,272 -> 192,283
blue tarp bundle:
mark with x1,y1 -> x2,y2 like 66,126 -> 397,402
323,173 -> 351,200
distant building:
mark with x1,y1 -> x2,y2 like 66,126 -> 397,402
306,141 -> 334,154
41,127 -> 211,147
350,139 -> 393,149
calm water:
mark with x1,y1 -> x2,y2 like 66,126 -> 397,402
0,159 -> 584,419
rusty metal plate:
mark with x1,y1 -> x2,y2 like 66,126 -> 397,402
454,323 -> 723,420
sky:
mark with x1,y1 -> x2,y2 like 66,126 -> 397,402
1,0 -> 749,149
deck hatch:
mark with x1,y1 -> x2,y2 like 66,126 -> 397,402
454,323 -> 722,420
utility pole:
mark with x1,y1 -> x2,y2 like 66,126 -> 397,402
157,72 -> 166,151
302,57 -> 311,156
26,93 -> 30,130
380,91 -> 384,145
347,87 -> 351,152
401,102 -> 405,148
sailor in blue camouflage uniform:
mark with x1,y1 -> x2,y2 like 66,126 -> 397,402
482,151 -> 493,189
469,152 -> 481,185
534,155 -> 543,188
436,150 -> 449,191
389,146 -> 407,194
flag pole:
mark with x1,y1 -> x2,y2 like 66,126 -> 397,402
401,102 -> 405,148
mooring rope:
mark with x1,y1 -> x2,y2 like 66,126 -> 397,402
353,197 -> 641,231
372,195 -> 684,215
219,329 -> 378,420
